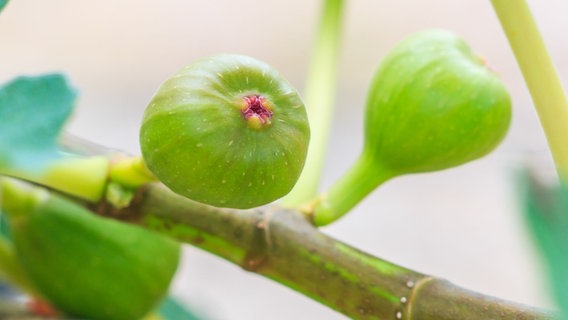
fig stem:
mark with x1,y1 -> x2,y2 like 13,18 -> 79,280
311,153 -> 395,226
281,0 -> 345,206
0,156 -> 109,202
491,0 -> 568,181
108,156 -> 156,189
0,154 -> 154,205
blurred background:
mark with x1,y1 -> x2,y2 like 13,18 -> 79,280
1,0 -> 567,319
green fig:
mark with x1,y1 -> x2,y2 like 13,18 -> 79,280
313,29 -> 512,226
1,179 -> 181,320
140,54 -> 310,209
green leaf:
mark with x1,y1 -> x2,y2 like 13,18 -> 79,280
155,297 -> 205,320
0,74 -> 76,171
0,0 -> 8,13
522,173 -> 568,320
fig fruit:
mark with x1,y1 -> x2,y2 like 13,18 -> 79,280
313,29 -> 512,226
364,29 -> 511,174
140,54 -> 310,209
1,179 -> 181,320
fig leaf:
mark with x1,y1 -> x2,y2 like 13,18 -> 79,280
522,174 -> 568,320
0,74 -> 76,171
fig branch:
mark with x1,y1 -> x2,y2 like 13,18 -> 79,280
52,135 -> 552,320
0,154 -> 155,204
491,0 -> 568,181
0,184 -> 554,320
0,129 -> 549,319
90,182 -> 550,320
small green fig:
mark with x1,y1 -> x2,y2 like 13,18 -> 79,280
364,29 -> 511,174
1,179 -> 181,320
140,54 -> 310,209
313,29 -> 512,226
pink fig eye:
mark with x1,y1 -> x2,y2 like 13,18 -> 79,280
242,95 -> 273,126
140,54 -> 310,209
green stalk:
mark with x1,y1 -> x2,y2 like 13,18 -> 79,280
490,0 -> 568,181
0,154 -> 154,204
281,0 -> 345,206
1,156 -> 109,202
108,156 -> 156,188
311,152 -> 394,226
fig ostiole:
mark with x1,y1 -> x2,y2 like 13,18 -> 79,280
0,178 -> 181,320
140,54 -> 310,209
312,29 -> 512,226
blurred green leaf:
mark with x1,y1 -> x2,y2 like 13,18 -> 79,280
522,173 -> 568,319
0,74 -> 76,171
156,297 -> 204,320
0,0 -> 8,13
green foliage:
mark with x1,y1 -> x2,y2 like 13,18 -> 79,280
0,0 -> 8,12
157,297 -> 205,320
523,175 -> 568,320
0,75 -> 76,171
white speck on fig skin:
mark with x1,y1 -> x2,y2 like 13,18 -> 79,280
141,54 -> 310,209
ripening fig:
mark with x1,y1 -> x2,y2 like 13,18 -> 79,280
364,29 -> 511,174
313,29 -> 512,226
1,179 -> 180,320
140,54 -> 310,209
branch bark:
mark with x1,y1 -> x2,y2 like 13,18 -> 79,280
91,183 -> 555,320
57,134 -> 555,319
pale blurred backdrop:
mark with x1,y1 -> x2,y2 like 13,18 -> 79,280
1,1 -> 567,319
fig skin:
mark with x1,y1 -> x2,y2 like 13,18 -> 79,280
364,29 -> 512,175
140,54 -> 310,209
2,181 -> 180,320
312,29 -> 512,226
